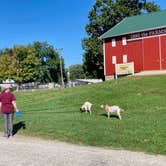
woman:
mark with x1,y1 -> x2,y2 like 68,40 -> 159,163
0,85 -> 20,138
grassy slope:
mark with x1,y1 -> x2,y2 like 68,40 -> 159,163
0,75 -> 166,155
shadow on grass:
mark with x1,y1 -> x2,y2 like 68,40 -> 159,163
24,110 -> 78,114
13,121 -> 26,135
100,113 -> 119,119
52,111 -> 78,114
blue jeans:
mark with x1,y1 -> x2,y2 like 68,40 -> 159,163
3,113 -> 14,136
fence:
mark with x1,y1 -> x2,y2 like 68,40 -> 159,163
0,81 -> 82,91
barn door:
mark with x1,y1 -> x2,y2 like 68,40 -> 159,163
127,40 -> 143,73
160,35 -> 166,69
143,37 -> 160,70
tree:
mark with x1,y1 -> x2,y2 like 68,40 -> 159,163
0,42 -> 67,85
0,54 -> 16,82
14,46 -> 41,84
82,0 -> 160,79
69,64 -> 85,80
0,42 -> 67,84
0,45 -> 41,85
12,45 -> 41,85
33,41 -> 66,83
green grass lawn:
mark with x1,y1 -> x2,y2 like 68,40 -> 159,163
0,75 -> 166,155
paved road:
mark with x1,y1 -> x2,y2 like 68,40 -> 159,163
0,134 -> 165,166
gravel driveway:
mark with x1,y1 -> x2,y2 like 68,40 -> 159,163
0,134 -> 165,166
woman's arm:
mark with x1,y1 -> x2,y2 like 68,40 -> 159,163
12,100 -> 19,112
0,102 -> 1,112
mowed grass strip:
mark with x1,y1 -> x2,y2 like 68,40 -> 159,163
0,75 -> 166,155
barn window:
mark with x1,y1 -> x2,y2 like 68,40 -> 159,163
123,54 -> 127,63
112,56 -> 116,64
122,37 -> 127,45
112,38 -> 116,47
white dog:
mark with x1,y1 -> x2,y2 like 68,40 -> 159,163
100,104 -> 123,119
80,101 -> 93,115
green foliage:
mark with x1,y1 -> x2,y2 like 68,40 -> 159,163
0,54 -> 16,81
0,42 -> 66,84
69,64 -> 85,80
12,46 -> 41,84
33,42 -> 66,83
82,37 -> 104,79
143,1 -> 160,12
0,75 -> 165,154
82,0 -> 160,79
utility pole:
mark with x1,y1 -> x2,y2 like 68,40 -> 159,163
67,68 -> 71,87
56,48 -> 64,88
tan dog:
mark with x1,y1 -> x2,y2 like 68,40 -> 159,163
80,101 -> 93,115
100,104 -> 123,119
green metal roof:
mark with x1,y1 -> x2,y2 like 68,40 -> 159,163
101,10 -> 166,39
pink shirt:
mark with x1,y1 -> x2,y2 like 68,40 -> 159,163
0,92 -> 16,113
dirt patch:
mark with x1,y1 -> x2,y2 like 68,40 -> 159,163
0,133 -> 165,166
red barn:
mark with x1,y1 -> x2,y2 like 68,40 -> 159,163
101,10 -> 166,80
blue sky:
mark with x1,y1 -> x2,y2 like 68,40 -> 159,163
0,0 -> 166,68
